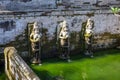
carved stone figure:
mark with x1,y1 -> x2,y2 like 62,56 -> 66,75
58,20 -> 71,62
84,18 -> 94,57
4,47 -> 40,80
30,22 -> 42,65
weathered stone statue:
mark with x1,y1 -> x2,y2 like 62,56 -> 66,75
58,20 -> 71,62
4,47 -> 40,80
30,22 -> 42,65
84,18 -> 94,58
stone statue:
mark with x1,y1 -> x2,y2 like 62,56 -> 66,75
58,20 -> 71,62
84,18 -> 94,58
30,22 -> 42,65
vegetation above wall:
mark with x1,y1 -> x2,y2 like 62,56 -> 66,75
111,7 -> 120,16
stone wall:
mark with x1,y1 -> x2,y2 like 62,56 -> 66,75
0,0 -> 56,11
0,0 -> 120,11
0,10 -> 120,56
0,0 -> 120,57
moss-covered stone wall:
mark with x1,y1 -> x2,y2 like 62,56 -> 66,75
0,10 -> 120,58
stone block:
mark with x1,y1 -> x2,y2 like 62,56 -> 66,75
4,47 -> 40,80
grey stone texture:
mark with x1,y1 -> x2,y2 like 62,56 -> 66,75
0,0 -> 120,56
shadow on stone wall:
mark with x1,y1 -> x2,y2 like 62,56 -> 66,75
3,25 -> 120,60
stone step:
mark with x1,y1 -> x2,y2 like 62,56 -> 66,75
116,46 -> 120,49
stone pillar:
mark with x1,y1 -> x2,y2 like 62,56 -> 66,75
4,47 -> 40,80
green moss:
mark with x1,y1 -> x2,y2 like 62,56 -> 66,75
93,32 -> 120,49
0,73 -> 6,80
5,25 -> 29,57
79,21 -> 86,52
95,32 -> 120,40
30,49 -> 120,80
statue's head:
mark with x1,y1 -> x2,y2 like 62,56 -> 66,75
86,18 -> 93,29
87,18 -> 92,23
33,22 -> 40,34
62,20 -> 67,27
60,20 -> 68,32
33,22 -> 38,28
62,20 -> 67,24
62,27 -> 67,32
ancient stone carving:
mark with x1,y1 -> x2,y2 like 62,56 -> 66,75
84,18 -> 94,57
58,20 -> 71,62
4,47 -> 40,80
30,22 -> 42,65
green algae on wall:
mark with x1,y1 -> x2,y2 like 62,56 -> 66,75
86,12 -> 94,17
93,32 -> 120,50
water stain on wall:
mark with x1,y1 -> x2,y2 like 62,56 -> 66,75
0,20 -> 16,32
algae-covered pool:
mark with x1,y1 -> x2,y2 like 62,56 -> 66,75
0,49 -> 120,80
30,49 -> 120,80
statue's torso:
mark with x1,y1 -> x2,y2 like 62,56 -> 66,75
60,31 -> 69,46
33,34 -> 41,41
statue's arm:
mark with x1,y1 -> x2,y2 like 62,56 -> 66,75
67,32 -> 70,38
30,33 -> 34,42
85,23 -> 89,28
30,33 -> 36,42
35,35 -> 40,42
59,32 -> 64,39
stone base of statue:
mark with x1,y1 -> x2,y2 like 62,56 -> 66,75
59,54 -> 66,60
117,46 -> 120,49
84,51 -> 94,58
59,54 -> 71,62
67,59 -> 71,62
31,58 -> 41,65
